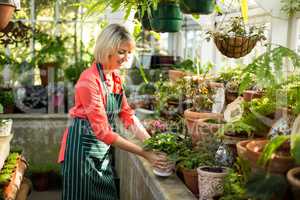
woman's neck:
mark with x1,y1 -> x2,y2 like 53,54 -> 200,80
101,64 -> 113,75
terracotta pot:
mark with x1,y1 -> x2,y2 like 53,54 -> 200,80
223,134 -> 250,159
197,166 -> 228,200
184,109 -> 223,145
236,139 -> 252,158
168,70 -> 185,82
225,90 -> 239,104
181,168 -> 199,196
243,90 -> 263,102
0,3 -> 15,30
38,62 -> 58,86
287,167 -> 300,200
246,139 -> 295,174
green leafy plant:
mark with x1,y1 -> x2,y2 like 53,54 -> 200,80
246,171 -> 288,200
0,91 -> 14,107
239,45 -> 300,93
218,120 -> 255,138
34,31 -> 69,68
281,0 -> 300,16
239,98 -> 277,137
185,80 -> 214,112
143,133 -> 184,160
220,157 -> 251,200
258,133 -> 300,166
154,79 -> 187,111
208,17 -> 265,40
80,0 -> 159,20
172,59 -> 197,73
138,83 -> 157,95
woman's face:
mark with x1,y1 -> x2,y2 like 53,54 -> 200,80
107,40 -> 135,70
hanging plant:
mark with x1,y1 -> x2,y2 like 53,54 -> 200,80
281,0 -> 300,17
207,17 -> 266,58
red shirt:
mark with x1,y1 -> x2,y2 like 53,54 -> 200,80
58,62 -> 134,162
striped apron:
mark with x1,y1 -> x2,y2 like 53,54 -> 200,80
62,63 -> 123,200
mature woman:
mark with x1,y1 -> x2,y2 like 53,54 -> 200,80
58,24 -> 168,200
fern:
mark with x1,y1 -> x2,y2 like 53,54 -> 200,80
240,45 -> 300,93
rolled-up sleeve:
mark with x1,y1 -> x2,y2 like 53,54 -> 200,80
76,77 -> 118,144
119,94 -> 135,128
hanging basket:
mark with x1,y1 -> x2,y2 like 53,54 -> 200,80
213,33 -> 259,58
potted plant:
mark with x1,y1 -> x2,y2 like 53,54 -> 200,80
0,0 -> 20,30
220,157 -> 251,200
143,132 -> 183,177
183,79 -> 224,144
34,31 -> 69,86
214,67 -> 243,104
169,58 -> 197,82
0,90 -> 14,114
177,145 -> 217,196
195,133 -> 228,200
207,17 -> 266,58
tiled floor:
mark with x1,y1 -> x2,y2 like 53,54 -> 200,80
28,190 -> 61,200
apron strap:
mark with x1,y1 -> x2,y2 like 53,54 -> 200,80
96,63 -> 109,96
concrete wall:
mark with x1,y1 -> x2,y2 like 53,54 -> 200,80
0,114 -> 69,166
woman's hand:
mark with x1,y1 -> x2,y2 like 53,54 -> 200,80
143,151 -> 172,170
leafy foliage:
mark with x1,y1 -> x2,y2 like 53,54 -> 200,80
258,135 -> 289,167
220,157 -> 251,200
291,133 -> 300,164
281,0 -> 300,16
172,59 -> 197,73
80,0 -> 159,20
34,31 -> 69,67
207,17 -> 265,42
218,120 -> 255,137
0,91 -> 14,106
239,45 -> 300,93
138,83 -> 157,95
246,171 -> 288,200
143,133 -> 184,159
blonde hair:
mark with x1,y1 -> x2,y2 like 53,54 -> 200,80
94,24 -> 135,64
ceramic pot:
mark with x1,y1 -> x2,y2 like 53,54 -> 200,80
287,167 -> 300,200
197,166 -> 228,200
153,163 -> 175,177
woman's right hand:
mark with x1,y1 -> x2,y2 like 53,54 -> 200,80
143,151 -> 172,170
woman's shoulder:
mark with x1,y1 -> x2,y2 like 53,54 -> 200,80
79,64 -> 99,81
